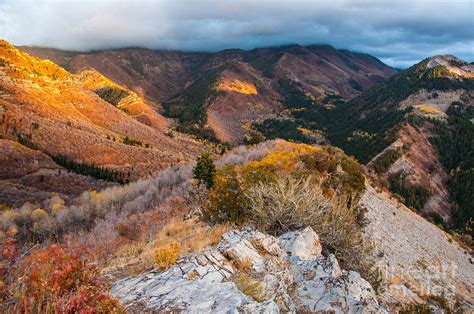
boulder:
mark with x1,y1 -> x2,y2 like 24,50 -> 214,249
278,226 -> 322,261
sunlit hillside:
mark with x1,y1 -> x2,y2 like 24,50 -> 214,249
0,40 -> 204,182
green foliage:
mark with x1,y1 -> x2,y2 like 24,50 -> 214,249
372,149 -> 401,173
163,69 -> 221,141
431,102 -> 474,235
95,86 -> 130,106
449,59 -> 466,67
349,78 -> 363,92
244,129 -> 265,145
425,65 -> 452,78
204,166 -> 249,224
389,174 -> 430,211
50,154 -> 127,184
244,49 -> 283,78
122,136 -> 144,147
176,123 -> 218,142
426,212 -> 448,230
278,79 -> 315,109
253,119 -> 309,143
16,133 -> 38,150
193,152 -> 216,188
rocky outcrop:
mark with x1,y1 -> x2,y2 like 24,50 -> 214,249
111,227 -> 383,313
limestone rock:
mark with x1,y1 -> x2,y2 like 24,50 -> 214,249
111,227 -> 383,313
279,226 -> 322,261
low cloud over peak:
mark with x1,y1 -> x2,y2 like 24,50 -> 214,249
1,0 -> 473,68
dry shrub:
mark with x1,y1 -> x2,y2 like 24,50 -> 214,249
245,176 -> 365,259
153,218 -> 229,255
232,257 -> 253,273
102,218 -> 229,278
115,220 -> 140,241
201,143 -> 378,283
0,164 -> 194,244
245,175 -> 380,288
0,227 -> 18,305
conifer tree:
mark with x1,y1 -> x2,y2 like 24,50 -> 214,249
193,152 -> 216,188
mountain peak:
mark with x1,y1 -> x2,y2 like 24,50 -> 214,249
423,55 -> 474,78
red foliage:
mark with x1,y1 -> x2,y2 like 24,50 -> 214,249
0,228 -> 18,302
16,244 -> 123,313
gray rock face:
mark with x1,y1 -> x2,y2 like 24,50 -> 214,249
111,227 -> 383,313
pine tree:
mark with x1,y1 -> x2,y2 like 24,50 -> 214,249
193,152 -> 216,188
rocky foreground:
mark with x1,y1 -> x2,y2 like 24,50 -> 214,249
111,227 -> 383,313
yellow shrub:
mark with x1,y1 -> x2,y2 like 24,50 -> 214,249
235,273 -> 268,302
31,208 -> 48,221
242,143 -> 320,179
154,242 -> 180,271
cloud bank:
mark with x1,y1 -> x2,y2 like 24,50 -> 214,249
0,0 -> 473,68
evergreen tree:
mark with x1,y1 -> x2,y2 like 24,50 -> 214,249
193,152 -> 216,188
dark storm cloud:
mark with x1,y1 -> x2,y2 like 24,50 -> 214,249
0,0 -> 473,68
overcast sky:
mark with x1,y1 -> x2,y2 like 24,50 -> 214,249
0,0 -> 473,68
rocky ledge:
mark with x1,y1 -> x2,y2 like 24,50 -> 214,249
111,227 -> 384,313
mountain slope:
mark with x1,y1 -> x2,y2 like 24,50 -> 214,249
304,55 -> 474,229
23,44 -> 396,143
0,40 -> 204,203
0,139 -> 112,206
73,68 -> 170,131
361,183 -> 473,307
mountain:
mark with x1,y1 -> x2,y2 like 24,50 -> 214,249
285,54 -> 474,232
1,40 -> 472,312
0,40 -> 204,205
23,44 -> 396,143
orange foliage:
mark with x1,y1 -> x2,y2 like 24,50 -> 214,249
216,79 -> 258,95
0,40 -> 203,181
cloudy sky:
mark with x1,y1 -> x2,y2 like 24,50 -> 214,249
0,0 -> 473,68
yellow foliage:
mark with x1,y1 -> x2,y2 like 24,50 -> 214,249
235,273 -> 268,302
154,242 -> 180,271
31,208 -> 48,221
242,143 -> 320,177
415,104 -> 442,115
90,191 -> 105,203
216,80 -> 257,95
49,198 -> 65,214
74,69 -> 122,91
